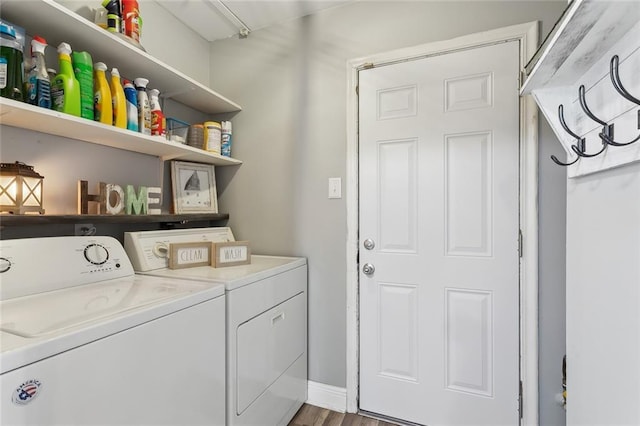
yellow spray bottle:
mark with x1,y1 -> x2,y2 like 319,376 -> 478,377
93,62 -> 112,125
110,67 -> 126,128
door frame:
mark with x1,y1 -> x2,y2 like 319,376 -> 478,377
345,21 -> 540,425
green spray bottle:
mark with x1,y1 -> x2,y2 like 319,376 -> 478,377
51,42 -> 81,117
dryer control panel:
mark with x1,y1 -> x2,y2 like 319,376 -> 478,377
124,227 -> 235,272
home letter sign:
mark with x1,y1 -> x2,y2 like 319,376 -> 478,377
78,180 -> 161,215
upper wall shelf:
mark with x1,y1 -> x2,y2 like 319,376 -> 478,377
0,0 -> 241,114
1,98 -> 242,166
521,0 -> 639,93
520,0 -> 640,177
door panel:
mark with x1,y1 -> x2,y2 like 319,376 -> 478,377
359,41 -> 520,426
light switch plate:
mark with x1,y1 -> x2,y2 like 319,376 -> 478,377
328,177 -> 342,199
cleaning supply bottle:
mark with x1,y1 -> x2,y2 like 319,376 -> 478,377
221,121 -> 233,157
110,68 -> 126,128
122,0 -> 141,42
204,121 -> 221,154
25,36 -> 51,109
51,42 -> 81,116
93,62 -> 112,125
148,88 -> 165,137
102,0 -> 122,34
134,77 -> 151,135
0,23 -> 24,101
71,51 -> 94,120
123,79 -> 138,132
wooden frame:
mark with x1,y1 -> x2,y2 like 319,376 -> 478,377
171,161 -> 218,214
168,242 -> 212,269
212,241 -> 251,268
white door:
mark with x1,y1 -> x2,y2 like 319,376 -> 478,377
359,41 -> 520,426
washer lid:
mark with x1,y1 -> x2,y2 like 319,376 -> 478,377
0,276 -> 221,338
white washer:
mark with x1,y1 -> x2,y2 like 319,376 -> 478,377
124,228 -> 308,426
0,236 -> 226,426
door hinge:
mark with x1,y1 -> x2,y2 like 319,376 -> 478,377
519,380 -> 524,419
518,229 -> 523,258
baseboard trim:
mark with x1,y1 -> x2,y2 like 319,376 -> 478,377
306,380 -> 347,413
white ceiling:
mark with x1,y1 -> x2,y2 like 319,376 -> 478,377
156,0 -> 351,42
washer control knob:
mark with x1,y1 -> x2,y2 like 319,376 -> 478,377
0,257 -> 11,273
84,243 -> 109,265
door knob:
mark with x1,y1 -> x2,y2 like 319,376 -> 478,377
363,238 -> 375,250
362,263 -> 375,276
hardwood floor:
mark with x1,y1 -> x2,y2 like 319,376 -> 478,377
289,404 -> 399,426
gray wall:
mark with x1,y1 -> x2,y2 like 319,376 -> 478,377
209,1 -> 567,424
539,119 -> 568,426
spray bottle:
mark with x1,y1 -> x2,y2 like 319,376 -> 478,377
148,88 -> 165,137
25,36 -> 51,109
93,62 -> 112,125
123,79 -> 138,132
51,42 -> 81,116
134,77 -> 151,135
110,68 -> 126,128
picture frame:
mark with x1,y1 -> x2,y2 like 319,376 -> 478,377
170,161 -> 218,214
212,241 -> 251,268
168,242 -> 212,269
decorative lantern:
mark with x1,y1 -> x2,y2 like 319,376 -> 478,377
0,162 -> 45,214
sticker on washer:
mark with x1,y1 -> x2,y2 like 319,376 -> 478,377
12,379 -> 42,405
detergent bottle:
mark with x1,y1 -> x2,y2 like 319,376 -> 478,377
71,51 -> 94,120
24,36 -> 51,108
123,79 -> 138,131
0,23 -> 24,101
110,68 -> 126,128
51,42 -> 81,116
93,62 -> 112,125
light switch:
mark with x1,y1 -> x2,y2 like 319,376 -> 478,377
328,177 -> 342,199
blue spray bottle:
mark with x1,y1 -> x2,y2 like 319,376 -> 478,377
123,79 -> 138,132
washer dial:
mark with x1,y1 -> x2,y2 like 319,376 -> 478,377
0,257 -> 11,273
84,243 -> 109,265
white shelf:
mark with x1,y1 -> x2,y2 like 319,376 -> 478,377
0,0 -> 241,114
519,0 -> 640,177
0,98 -> 242,166
521,0 -> 639,94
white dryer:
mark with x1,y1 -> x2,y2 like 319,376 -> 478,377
124,228 -> 308,426
0,236 -> 226,426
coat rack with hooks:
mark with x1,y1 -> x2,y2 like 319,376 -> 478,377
550,55 -> 639,167
521,0 -> 640,177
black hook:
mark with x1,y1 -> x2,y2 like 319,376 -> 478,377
610,55 -> 640,105
551,104 -> 584,166
551,153 -> 579,167
578,84 -> 615,142
599,55 -> 640,146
